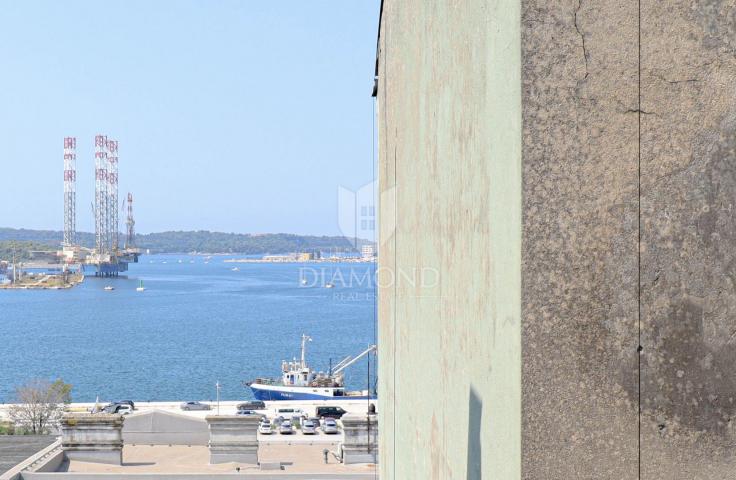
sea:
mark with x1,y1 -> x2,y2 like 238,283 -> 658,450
0,255 -> 377,403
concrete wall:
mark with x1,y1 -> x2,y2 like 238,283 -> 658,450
122,410 -> 208,446
522,1 -> 736,477
376,1 -> 521,479
521,0 -> 639,478
639,2 -> 736,477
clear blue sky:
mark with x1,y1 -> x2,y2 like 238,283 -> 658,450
0,1 -> 379,235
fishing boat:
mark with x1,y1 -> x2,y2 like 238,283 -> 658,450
246,334 -> 376,401
103,285 -> 114,291
136,280 -> 145,292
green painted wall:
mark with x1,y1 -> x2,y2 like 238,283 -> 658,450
376,1 -> 521,478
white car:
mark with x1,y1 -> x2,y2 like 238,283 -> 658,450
258,421 -> 272,435
117,405 -> 133,415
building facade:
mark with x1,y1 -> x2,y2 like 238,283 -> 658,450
376,0 -> 736,479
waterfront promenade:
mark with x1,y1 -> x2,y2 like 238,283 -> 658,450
0,399 -> 373,444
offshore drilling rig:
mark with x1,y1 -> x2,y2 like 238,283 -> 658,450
60,135 -> 140,277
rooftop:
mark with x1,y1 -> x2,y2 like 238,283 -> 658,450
0,436 -> 56,477
63,444 -> 376,476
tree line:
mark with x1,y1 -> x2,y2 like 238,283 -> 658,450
0,228 -> 374,256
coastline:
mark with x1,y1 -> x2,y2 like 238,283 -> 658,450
224,258 -> 376,264
0,273 -> 84,290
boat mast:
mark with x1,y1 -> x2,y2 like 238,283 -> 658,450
300,334 -> 312,368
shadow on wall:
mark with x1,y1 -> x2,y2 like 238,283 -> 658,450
467,386 -> 482,480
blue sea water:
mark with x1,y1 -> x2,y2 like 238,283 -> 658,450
0,255 -> 377,403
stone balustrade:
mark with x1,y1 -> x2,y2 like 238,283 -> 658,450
341,413 -> 378,464
61,413 -> 123,465
205,415 -> 259,464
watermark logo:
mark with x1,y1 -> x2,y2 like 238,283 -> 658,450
299,266 -> 439,291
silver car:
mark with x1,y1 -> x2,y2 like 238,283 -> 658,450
180,401 -> 210,411
279,420 -> 294,435
321,418 -> 338,434
302,419 -> 317,435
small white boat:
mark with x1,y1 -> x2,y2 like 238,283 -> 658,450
231,267 -> 240,272
301,279 -> 307,285
325,282 -> 334,289
104,286 -> 114,291
136,280 -> 145,292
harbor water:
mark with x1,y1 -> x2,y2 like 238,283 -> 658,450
0,255 -> 377,403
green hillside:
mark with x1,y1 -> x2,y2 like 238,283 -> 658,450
0,228 -> 372,255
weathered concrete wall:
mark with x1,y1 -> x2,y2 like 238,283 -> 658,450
61,414 -> 123,465
377,1 -> 521,479
640,2 -> 736,478
521,0 -> 640,478
205,415 -> 259,465
341,414 -> 378,464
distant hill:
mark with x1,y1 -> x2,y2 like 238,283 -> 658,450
0,241 -> 57,262
0,228 -> 372,255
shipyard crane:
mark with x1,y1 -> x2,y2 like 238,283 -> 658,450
331,344 -> 377,376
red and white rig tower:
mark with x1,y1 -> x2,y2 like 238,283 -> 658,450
107,139 -> 119,254
63,137 -> 77,246
125,192 -> 136,249
94,134 -> 109,256
90,135 -> 139,276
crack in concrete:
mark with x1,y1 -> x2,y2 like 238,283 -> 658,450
574,0 -> 589,80
652,74 -> 701,85
625,109 -> 656,115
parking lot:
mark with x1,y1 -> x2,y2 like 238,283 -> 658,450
1,399 -> 371,444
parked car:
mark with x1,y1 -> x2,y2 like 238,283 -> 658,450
321,418 -> 339,434
236,409 -> 257,416
258,420 -> 272,435
308,417 -> 321,428
180,401 -> 210,411
236,401 -> 266,411
274,407 -> 304,419
279,421 -> 294,435
116,400 -> 135,410
301,419 -> 317,435
273,416 -> 285,427
103,403 -> 128,414
316,406 -> 347,420
117,405 -> 133,415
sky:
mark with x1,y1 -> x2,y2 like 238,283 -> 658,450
0,1 -> 379,236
